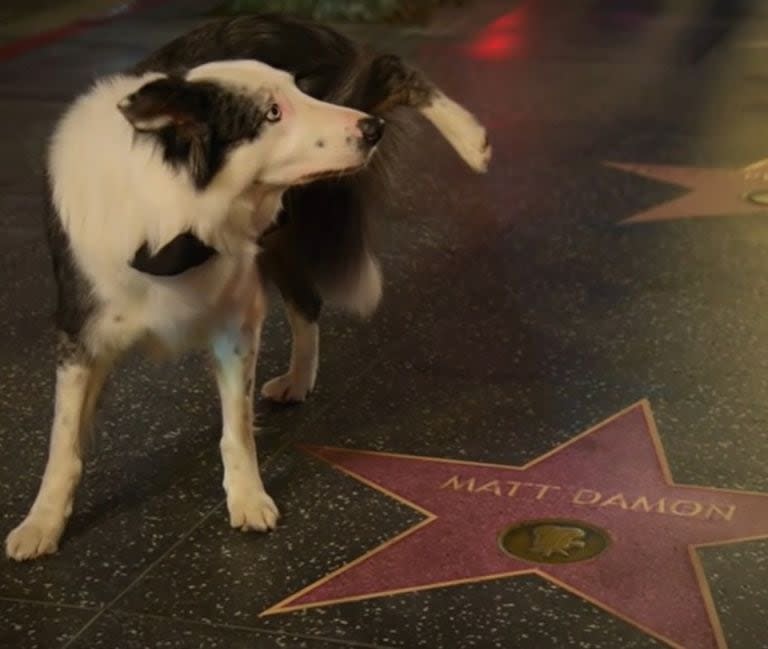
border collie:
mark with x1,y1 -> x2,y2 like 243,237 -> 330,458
133,14 -> 491,402
6,15 -> 490,560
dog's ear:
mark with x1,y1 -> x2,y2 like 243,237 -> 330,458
118,77 -> 205,133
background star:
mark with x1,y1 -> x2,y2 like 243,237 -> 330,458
605,161 -> 768,224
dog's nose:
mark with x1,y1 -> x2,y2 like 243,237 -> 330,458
358,116 -> 385,146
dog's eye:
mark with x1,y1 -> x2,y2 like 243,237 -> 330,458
266,104 -> 282,123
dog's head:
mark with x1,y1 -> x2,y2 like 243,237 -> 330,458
117,59 -> 384,193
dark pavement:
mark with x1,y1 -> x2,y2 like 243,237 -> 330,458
1,1 -> 768,648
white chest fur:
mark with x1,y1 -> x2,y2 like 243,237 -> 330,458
87,247 -> 264,356
47,73 -> 281,357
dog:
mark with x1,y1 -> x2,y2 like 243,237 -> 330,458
133,14 -> 491,402
6,15 -> 490,561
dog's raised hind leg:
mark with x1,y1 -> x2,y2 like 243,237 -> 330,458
261,301 -> 319,404
6,335 -> 111,560
211,319 -> 279,532
419,92 -> 491,174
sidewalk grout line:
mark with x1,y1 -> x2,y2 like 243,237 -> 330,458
109,609 -> 398,648
58,498 -> 225,649
0,595 -> 100,611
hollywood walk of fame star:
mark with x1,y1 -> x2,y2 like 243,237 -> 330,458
605,159 -> 768,223
263,402 -> 768,649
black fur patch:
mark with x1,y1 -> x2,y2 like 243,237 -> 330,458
257,177 -> 367,323
132,14 -> 358,102
56,331 -> 89,366
361,54 -> 436,113
43,187 -> 96,340
121,77 -> 269,189
130,232 -> 218,276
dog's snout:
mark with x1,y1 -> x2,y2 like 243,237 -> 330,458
358,116 -> 385,146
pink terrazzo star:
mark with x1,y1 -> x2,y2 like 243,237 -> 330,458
264,402 -> 768,649
606,160 -> 768,224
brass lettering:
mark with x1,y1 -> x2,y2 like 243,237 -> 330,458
526,483 -> 562,500
630,496 -> 666,514
507,481 -> 522,497
669,500 -> 703,517
706,504 -> 736,522
600,493 -> 628,509
438,477 -> 732,524
441,475 -> 476,492
573,489 -> 601,505
476,480 -> 502,496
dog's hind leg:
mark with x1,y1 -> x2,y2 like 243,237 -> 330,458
419,92 -> 492,174
257,232 -> 323,404
262,300 -> 319,404
365,54 -> 491,173
5,336 -> 112,560
211,317 -> 279,532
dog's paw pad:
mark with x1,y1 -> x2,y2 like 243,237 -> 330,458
261,373 -> 312,403
228,491 -> 279,532
6,519 -> 61,561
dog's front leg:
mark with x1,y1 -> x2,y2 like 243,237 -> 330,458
211,321 -> 279,532
6,337 -> 110,560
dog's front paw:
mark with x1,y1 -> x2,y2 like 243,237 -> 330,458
227,489 -> 279,532
6,516 -> 63,561
261,373 -> 313,403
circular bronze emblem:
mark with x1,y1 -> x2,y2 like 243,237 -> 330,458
499,519 -> 610,564
745,190 -> 768,206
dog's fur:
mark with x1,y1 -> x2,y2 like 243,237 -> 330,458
6,14 -> 490,560
133,14 -> 491,402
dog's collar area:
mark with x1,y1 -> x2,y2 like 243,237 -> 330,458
130,232 -> 218,276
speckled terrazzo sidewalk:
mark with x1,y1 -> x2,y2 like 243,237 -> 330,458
0,1 -> 767,648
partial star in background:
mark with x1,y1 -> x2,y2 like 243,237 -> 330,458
605,159 -> 768,224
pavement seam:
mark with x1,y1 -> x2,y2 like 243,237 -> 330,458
109,609 -> 398,649
57,499 -> 225,649
0,596 -> 100,611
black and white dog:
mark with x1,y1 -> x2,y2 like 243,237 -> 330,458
6,14 -> 490,560
134,15 -> 490,403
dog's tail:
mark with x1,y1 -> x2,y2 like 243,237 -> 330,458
362,54 -> 492,174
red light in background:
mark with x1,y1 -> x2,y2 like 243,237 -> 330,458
470,33 -> 519,61
466,7 -> 527,62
